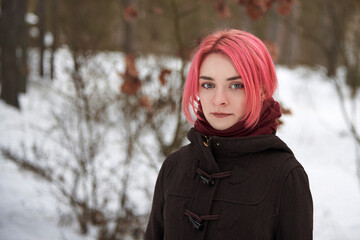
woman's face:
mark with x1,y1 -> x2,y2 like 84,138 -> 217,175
198,53 -> 247,130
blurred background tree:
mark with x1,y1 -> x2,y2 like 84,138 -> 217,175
2,0 -> 358,102
0,0 -> 28,108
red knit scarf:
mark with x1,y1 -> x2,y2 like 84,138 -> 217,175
194,97 -> 281,137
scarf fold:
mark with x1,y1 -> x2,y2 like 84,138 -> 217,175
194,97 -> 281,138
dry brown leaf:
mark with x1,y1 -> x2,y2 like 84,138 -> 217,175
119,54 -> 142,95
277,2 -> 292,16
213,0 -> 231,19
235,0 -> 293,19
276,118 -> 284,126
120,78 -> 142,95
125,54 -> 139,78
152,7 -> 164,15
123,5 -> 138,22
159,69 -> 171,86
140,95 -> 152,111
280,103 -> 292,115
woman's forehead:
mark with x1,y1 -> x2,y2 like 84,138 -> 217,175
199,53 -> 239,76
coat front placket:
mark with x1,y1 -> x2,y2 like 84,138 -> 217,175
185,136 -> 224,239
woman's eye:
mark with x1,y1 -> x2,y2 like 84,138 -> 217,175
201,83 -> 214,89
231,83 -> 244,89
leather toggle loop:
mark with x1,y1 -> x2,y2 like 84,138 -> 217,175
184,209 -> 220,231
196,168 -> 231,186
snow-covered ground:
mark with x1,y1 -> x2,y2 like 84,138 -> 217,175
0,51 -> 360,239
276,67 -> 360,240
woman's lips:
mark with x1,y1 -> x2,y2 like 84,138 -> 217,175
211,113 -> 232,118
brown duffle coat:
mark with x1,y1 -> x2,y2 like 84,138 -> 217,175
145,128 -> 313,240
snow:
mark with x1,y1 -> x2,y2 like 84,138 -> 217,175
25,13 -> 39,25
1,51 -> 360,239
0,159 -> 94,240
276,67 -> 360,239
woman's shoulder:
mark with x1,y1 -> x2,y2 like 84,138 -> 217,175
163,143 -> 192,163
261,135 -> 305,174
159,143 -> 194,175
268,140 -> 305,176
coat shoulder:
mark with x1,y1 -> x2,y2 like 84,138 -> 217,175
162,143 -> 193,168
277,153 -> 306,180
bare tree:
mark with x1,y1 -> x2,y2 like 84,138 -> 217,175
50,0 -> 58,80
36,0 -> 45,77
0,0 -> 29,108
273,0 -> 360,185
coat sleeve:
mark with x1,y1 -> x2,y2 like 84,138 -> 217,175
275,166 -> 313,240
144,158 -> 170,240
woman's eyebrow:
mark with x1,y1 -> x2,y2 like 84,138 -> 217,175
227,76 -> 242,81
199,76 -> 242,81
199,76 -> 213,80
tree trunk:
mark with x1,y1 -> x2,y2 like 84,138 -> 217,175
122,0 -> 134,54
280,14 -> 295,67
50,0 -> 58,80
37,0 -> 45,77
18,0 -> 28,93
0,0 -> 28,108
266,14 -> 278,42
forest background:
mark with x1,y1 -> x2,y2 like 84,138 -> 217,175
0,0 -> 360,239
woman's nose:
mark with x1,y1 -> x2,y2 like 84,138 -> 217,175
212,88 -> 229,106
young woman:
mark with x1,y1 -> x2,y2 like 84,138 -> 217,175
145,29 -> 313,240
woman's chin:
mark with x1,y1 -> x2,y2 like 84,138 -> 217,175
208,121 -> 235,131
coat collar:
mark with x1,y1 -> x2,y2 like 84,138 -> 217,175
187,127 -> 293,158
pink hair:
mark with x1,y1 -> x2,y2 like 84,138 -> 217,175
182,29 -> 277,128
